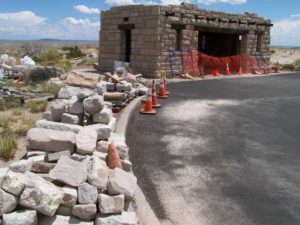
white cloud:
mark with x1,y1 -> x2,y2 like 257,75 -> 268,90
0,11 -> 46,26
197,0 -> 246,5
105,0 -> 135,6
272,15 -> 300,46
160,0 -> 192,5
0,11 -> 99,40
74,5 -> 100,14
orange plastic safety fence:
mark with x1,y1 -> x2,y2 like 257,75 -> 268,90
181,51 -> 261,77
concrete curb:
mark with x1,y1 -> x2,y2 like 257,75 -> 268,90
116,96 -> 161,225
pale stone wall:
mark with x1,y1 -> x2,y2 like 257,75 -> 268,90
99,3 -> 272,78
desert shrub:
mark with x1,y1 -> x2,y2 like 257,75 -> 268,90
3,96 -> 24,109
27,100 -> 48,113
4,80 -> 22,90
66,46 -> 85,59
83,56 -> 98,66
12,108 -> 22,116
56,60 -> 72,72
0,135 -> 17,160
294,59 -> 300,67
34,49 -> 63,63
41,81 -> 64,98
281,64 -> 295,71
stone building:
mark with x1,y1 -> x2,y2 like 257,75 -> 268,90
99,3 -> 272,78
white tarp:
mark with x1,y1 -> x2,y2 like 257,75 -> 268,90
20,56 -> 36,68
0,54 -> 16,66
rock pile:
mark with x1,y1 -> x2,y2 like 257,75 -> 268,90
0,71 -> 140,225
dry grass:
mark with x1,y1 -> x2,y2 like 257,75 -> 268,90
27,100 -> 48,113
0,135 -> 17,160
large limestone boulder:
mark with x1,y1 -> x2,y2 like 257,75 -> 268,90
30,161 -> 56,173
92,106 -> 113,124
61,113 -> 81,125
0,189 -> 18,213
38,215 -> 93,225
26,128 -> 76,153
87,124 -> 112,140
1,170 -> 28,196
58,86 -> 96,100
98,194 -> 124,214
96,81 -> 107,95
78,182 -> 98,204
0,167 -> 9,186
87,157 -> 108,190
66,71 -> 100,89
45,151 -> 71,162
50,100 -> 67,122
107,168 -> 137,199
19,172 -> 64,216
83,95 -> 104,115
49,155 -> 89,187
94,212 -> 137,225
68,96 -> 84,115
2,209 -> 37,225
72,204 -> 97,221
76,127 -> 97,155
36,119 -> 83,134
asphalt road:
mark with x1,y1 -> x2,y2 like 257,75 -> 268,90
126,74 -> 300,225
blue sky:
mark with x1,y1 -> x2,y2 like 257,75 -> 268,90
0,0 -> 300,46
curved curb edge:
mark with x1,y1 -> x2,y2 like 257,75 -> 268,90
116,96 -> 161,225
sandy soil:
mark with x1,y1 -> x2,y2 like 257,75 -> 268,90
270,47 -> 300,65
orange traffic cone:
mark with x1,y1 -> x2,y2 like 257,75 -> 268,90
107,143 -> 122,169
152,80 -> 161,108
238,66 -> 243,75
158,77 -> 168,99
163,77 -> 170,95
225,62 -> 230,76
140,83 -> 156,115
212,69 -> 220,76
263,65 -> 269,75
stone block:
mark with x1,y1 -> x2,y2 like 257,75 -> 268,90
83,95 -> 104,115
35,119 -> 83,134
107,168 -> 137,199
30,161 -> 56,173
78,182 -> 98,204
58,86 -> 96,100
9,159 -> 33,173
72,204 -> 97,221
61,113 -> 81,125
2,209 -> 37,225
66,71 -> 100,89
19,172 -> 64,216
49,155 -> 89,187
61,186 -> 77,207
76,127 -> 97,155
87,157 -> 108,190
26,128 -> 76,153
94,212 -> 137,225
45,151 -> 71,162
92,106 -> 113,124
98,194 -> 124,214
0,188 -> 18,213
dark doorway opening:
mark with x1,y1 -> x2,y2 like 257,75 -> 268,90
119,24 -> 134,63
124,29 -> 131,62
198,32 -> 241,57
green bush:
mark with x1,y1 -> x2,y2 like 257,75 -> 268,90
27,100 -> 48,113
56,60 -> 72,72
83,56 -> 98,66
34,49 -> 63,63
3,96 -> 23,109
66,46 -> 85,59
294,59 -> 300,67
0,135 -> 17,160
41,81 -> 64,98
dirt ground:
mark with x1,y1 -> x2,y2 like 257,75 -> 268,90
0,108 -> 43,168
270,47 -> 300,65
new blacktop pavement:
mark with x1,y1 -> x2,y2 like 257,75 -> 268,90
126,73 -> 300,225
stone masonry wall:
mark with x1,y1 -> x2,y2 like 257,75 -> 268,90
99,3 -> 272,78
